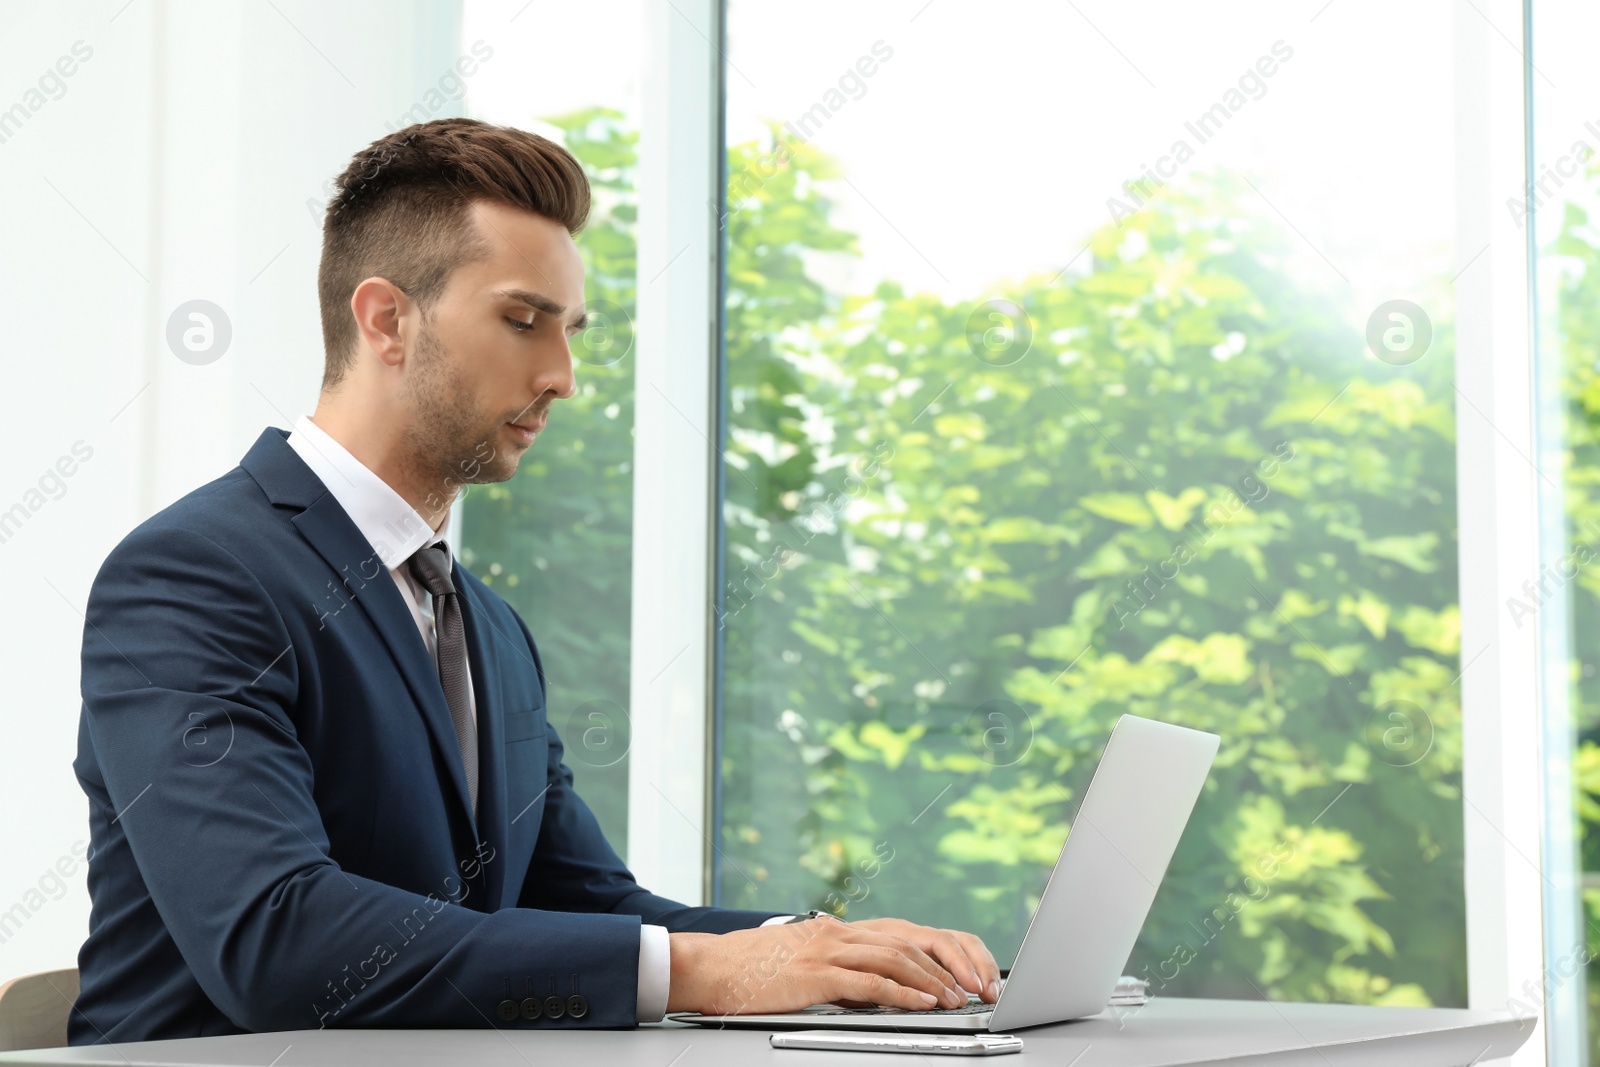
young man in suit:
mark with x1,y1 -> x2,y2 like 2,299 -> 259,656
70,117 -> 999,1043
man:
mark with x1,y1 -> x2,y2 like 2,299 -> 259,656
70,117 -> 1000,1043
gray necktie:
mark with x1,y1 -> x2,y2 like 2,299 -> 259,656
407,542 -> 478,815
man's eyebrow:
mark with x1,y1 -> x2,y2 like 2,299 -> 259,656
495,287 -> 588,329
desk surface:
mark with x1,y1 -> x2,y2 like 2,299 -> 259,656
0,998 -> 1532,1067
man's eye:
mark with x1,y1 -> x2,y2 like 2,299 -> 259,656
506,316 -> 534,333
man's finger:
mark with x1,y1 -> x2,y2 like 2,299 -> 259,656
927,930 -> 985,995
833,927 -> 964,1005
871,922 -> 985,997
946,929 -> 1003,999
832,944 -> 962,1007
832,967 -> 942,1011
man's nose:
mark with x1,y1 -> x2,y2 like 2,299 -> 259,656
548,338 -> 577,400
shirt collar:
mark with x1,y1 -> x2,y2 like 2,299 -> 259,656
285,414 -> 450,571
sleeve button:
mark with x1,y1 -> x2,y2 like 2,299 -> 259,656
566,994 -> 588,1018
544,995 -> 566,1019
520,997 -> 544,1020
497,999 -> 520,1022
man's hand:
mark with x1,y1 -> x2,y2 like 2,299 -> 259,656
665,916 -> 1002,1016
840,918 -> 1001,1006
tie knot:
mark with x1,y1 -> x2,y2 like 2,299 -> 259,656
407,542 -> 455,597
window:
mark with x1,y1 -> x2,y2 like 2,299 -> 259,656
1531,1 -> 1600,1058
714,0 -> 1468,1007
458,0 -> 640,851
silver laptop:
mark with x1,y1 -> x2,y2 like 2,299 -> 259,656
670,713 -> 1219,1033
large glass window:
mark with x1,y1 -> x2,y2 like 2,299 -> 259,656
459,0 -> 640,851
715,0 -> 1467,1007
1532,1 -> 1600,1059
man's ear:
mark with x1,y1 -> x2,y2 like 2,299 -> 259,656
349,277 -> 412,369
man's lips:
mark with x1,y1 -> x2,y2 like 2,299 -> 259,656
507,416 -> 546,441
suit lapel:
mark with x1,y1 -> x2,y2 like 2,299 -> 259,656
242,428 -> 480,844
457,579 -> 508,908
291,493 -> 480,840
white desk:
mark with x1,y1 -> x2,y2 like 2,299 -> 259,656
0,998 -> 1532,1066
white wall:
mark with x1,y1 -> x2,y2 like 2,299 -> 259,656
0,0 -> 463,981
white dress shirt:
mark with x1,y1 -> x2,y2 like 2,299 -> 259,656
285,415 -> 794,1021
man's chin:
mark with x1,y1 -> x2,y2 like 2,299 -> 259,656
468,457 -> 521,486
441,450 -> 520,495
493,446 -> 530,479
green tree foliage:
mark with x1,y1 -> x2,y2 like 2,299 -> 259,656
715,125 -> 1463,1007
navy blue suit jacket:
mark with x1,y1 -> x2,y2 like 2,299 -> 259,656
70,427 -> 783,1043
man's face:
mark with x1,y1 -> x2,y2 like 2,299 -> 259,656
398,199 -> 585,506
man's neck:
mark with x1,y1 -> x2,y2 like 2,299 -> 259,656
306,409 -> 452,531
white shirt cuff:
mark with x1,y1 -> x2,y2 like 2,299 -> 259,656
637,923 -> 671,1022
761,914 -> 802,926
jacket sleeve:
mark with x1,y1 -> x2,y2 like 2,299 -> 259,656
81,525 -> 645,1031
509,613 -> 790,933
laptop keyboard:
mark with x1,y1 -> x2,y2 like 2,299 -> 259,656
809,1002 -> 994,1017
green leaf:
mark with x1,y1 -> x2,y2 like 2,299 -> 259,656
1080,493 -> 1155,527
1146,487 -> 1208,530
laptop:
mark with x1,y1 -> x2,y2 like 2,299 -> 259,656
670,713 -> 1219,1033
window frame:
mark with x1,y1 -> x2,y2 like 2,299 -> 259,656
1454,0 -> 1548,1057
624,0 -> 726,907
1525,0 -> 1588,1061
624,3 -> 1552,1060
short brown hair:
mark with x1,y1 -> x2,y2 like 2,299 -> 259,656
316,117 -> 591,388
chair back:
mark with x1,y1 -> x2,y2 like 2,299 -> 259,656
0,969 -> 80,1051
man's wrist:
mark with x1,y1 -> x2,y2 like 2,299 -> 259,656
665,931 -> 714,1014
